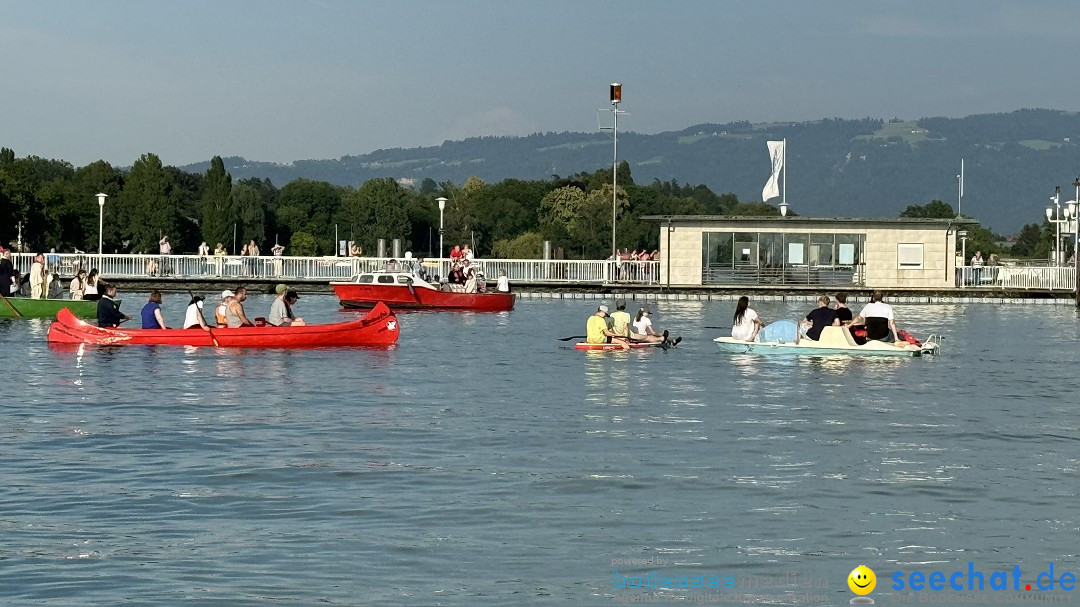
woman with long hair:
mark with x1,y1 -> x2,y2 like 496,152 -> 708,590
69,269 -> 87,300
83,269 -> 100,300
731,296 -> 764,342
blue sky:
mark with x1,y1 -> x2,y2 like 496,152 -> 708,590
3,0 -> 1079,168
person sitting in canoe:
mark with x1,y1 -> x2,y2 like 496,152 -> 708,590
587,305 -> 630,350
215,290 -> 234,327
631,306 -> 677,345
140,290 -> 168,329
183,295 -> 212,331
496,269 -> 510,292
269,284 -> 304,326
97,283 -> 131,328
731,296 -> 765,342
225,286 -> 255,328
284,290 -> 305,325
797,295 -> 840,343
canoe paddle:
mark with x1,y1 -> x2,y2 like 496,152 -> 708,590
0,292 -> 22,317
558,335 -> 587,341
188,290 -> 220,347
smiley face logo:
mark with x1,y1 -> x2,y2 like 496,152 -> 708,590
848,565 -> 876,595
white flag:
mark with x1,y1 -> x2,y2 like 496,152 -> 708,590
761,140 -> 785,201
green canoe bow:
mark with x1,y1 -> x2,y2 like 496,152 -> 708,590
0,297 -> 98,319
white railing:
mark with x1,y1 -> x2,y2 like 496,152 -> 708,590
956,265 -> 1077,290
8,253 -> 661,286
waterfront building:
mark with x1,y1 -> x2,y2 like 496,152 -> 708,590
648,216 -> 972,290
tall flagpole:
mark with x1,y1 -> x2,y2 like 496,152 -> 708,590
958,158 -> 964,217
782,138 -> 787,209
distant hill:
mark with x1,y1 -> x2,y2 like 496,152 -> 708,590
181,109 -> 1080,233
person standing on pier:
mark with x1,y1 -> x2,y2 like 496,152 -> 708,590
0,250 -> 14,296
29,253 -> 47,299
159,235 -> 171,276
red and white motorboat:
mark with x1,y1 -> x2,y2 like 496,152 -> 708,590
331,271 -> 515,312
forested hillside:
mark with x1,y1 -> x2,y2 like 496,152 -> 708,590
182,109 -> 1080,233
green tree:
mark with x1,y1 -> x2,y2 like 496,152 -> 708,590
232,182 -> 268,247
288,230 -> 319,256
201,156 -> 233,248
118,153 -> 179,252
728,202 -> 782,216
900,199 -> 955,219
1010,223 -> 1045,258
336,177 -> 411,252
492,231 -> 544,258
275,179 -> 341,252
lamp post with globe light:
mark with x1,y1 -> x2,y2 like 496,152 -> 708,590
1046,186 -> 1066,266
436,196 -> 447,261
96,193 -> 108,267
1073,176 -> 1080,305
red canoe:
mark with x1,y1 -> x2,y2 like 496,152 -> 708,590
573,342 -> 663,351
48,302 -> 399,348
331,271 -> 514,312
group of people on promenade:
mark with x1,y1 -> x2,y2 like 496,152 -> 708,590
0,249 -> 106,301
585,299 -> 681,350
611,248 -> 660,281
98,284 -> 304,330
732,291 -> 900,345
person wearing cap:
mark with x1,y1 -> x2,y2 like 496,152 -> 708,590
268,284 -> 303,326
284,290 -> 305,325
631,307 -> 676,345
183,295 -> 212,331
587,305 -> 629,349
215,290 -> 234,326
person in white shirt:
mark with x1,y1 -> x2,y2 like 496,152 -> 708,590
29,254 -> 47,299
631,307 -> 675,345
183,295 -> 211,331
731,296 -> 764,341
198,241 -> 210,256
851,290 -> 898,343
495,269 -> 510,292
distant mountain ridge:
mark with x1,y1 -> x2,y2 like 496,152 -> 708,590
181,109 -> 1080,232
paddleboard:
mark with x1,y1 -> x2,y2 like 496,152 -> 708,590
573,341 -> 663,351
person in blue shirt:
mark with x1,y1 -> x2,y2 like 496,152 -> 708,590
140,290 -> 168,329
97,283 -> 130,327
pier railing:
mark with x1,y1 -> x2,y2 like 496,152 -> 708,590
8,253 -> 1076,291
955,265 -> 1076,291
8,253 -> 661,286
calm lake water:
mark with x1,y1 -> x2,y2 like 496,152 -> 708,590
3,294 -> 1080,606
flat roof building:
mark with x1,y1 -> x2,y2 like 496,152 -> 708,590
645,216 -> 974,290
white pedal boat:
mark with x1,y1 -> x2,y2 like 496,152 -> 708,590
714,326 -> 940,357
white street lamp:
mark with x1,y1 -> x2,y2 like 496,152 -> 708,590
1047,187 -> 1064,265
610,82 -> 622,265
436,197 -> 447,260
96,192 -> 108,266
1073,176 -> 1080,305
